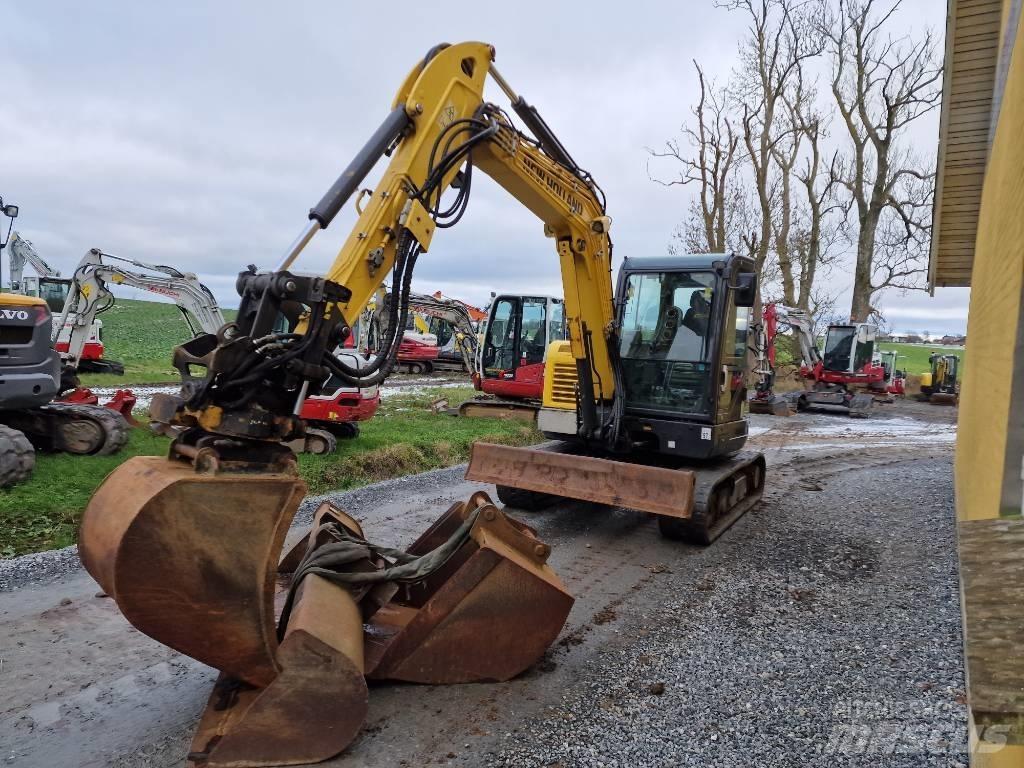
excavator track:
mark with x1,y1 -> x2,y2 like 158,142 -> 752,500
458,396 -> 540,423
657,451 -> 766,544
38,402 -> 130,455
0,425 -> 35,487
77,358 -> 126,375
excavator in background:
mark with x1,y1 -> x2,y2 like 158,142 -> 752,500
59,249 -> 381,444
459,293 -> 567,421
426,290 -> 486,369
750,303 -> 894,418
411,291 -> 480,371
918,352 -> 959,405
0,220 -> 129,485
7,232 -> 110,370
79,43 -> 765,766
54,248 -> 229,420
368,288 -> 475,373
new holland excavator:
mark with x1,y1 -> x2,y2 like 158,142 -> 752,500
78,43 -> 765,766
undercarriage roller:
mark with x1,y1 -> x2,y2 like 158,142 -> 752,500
79,457 -> 572,767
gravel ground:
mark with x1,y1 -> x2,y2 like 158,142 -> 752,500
486,458 -> 966,768
0,404 -> 964,767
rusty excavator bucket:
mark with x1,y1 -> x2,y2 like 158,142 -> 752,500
79,455 -> 572,767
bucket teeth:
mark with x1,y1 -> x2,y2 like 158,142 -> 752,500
79,457 -> 572,767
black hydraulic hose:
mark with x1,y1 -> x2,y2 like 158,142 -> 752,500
326,239 -> 421,387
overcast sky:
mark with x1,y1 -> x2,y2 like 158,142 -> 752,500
3,0 -> 968,335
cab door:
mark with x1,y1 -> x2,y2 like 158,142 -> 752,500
481,296 -> 549,399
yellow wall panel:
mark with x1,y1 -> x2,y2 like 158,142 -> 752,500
956,7 -> 1024,521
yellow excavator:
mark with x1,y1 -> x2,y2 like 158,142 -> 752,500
79,42 -> 765,766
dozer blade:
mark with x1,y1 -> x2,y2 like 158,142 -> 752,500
466,442 -> 695,518
457,397 -> 539,423
79,458 -> 571,767
930,392 -> 958,406
748,396 -> 793,416
467,442 -> 766,546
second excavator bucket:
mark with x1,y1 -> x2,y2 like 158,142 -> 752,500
79,457 -> 572,767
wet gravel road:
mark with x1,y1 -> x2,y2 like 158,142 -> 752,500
0,403 -> 965,767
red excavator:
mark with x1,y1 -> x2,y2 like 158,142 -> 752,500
460,293 -> 566,420
750,303 -> 899,418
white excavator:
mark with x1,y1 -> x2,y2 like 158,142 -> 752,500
57,248 -> 227,370
750,303 -> 901,417
7,231 -> 109,369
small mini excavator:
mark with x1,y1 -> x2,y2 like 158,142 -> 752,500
79,42 -> 765,766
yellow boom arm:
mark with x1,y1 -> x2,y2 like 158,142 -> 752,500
311,42 -> 615,407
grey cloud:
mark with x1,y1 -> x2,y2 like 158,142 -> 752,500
3,0 -> 958,330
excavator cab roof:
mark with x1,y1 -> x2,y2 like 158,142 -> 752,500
621,254 -> 728,273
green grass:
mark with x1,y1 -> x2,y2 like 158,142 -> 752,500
0,428 -> 170,558
77,298 -> 236,386
877,342 -> 964,376
771,336 -> 963,377
0,386 -> 539,558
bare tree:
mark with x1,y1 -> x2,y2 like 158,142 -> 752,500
788,85 -> 850,313
722,0 -> 826,276
825,0 -> 942,321
648,62 -> 741,253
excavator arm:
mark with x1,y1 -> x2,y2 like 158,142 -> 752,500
7,232 -> 60,292
57,248 -> 226,369
150,41 -> 616,446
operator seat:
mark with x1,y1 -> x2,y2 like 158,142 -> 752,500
682,291 -> 710,336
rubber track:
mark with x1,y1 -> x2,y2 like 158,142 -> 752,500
0,425 -> 35,487
39,402 -> 130,456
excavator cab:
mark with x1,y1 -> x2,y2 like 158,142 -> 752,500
537,254 -> 757,461
479,294 -> 566,400
822,323 -> 877,374
21,275 -> 72,313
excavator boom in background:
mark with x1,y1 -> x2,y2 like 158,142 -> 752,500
363,287 -> 477,373
79,42 -> 765,766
